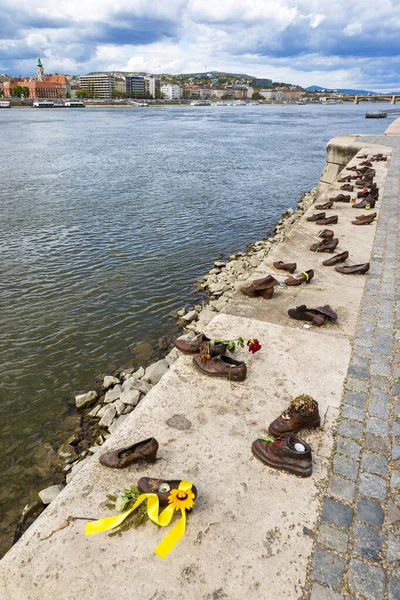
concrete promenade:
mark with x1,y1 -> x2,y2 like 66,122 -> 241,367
0,126 -> 398,600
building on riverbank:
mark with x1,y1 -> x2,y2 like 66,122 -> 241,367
144,76 -> 161,99
78,74 -> 116,98
126,76 -> 145,98
160,83 -> 181,100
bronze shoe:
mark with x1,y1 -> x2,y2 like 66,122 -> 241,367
337,175 -> 352,182
335,263 -> 370,275
99,438 -> 158,469
352,213 -> 377,225
192,354 -> 247,381
240,275 -> 279,298
137,478 -> 197,508
315,201 -> 334,210
268,395 -> 320,437
174,334 -> 226,356
322,251 -> 349,266
252,434 -> 312,477
288,304 -> 337,326
306,212 -> 325,222
340,184 -> 354,191
273,261 -> 297,274
284,270 -> 314,286
310,238 -> 339,253
318,229 -> 334,239
315,215 -> 338,225
329,194 -> 350,203
352,198 -> 376,209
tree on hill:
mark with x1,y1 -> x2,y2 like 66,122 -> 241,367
12,85 -> 29,97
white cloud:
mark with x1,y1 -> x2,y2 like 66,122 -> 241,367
343,22 -> 363,36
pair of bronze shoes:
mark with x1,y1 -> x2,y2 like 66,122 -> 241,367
288,304 -> 338,326
273,262 -> 313,286
240,274 -> 278,300
307,212 -> 338,225
352,212 -> 377,226
252,396 -> 321,477
174,334 -> 247,381
310,238 -> 339,253
99,438 -> 198,505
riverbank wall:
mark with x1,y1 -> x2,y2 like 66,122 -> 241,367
0,122 -> 397,599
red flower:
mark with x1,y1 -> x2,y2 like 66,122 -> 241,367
247,339 -> 261,354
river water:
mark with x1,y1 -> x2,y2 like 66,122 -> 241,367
0,103 -> 391,555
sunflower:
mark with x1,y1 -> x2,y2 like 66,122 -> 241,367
168,488 -> 196,511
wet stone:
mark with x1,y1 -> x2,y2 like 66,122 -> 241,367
359,472 -> 387,500
317,524 -> 348,554
353,524 -> 384,562
389,576 -> 400,600
333,454 -> 359,482
321,499 -> 353,529
312,547 -> 345,589
336,437 -> 360,460
310,583 -> 344,600
361,452 -> 388,477
338,419 -> 363,441
343,392 -> 367,409
348,559 -> 385,600
342,405 -> 364,422
357,497 -> 384,526
369,402 -> 390,419
364,433 -> 390,455
329,475 -> 356,503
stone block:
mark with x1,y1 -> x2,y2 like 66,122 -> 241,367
348,559 -> 385,600
361,453 -> 388,477
321,498 -> 353,529
317,524 -> 348,553
357,497 -> 384,526
312,547 -> 345,589
353,523 -> 383,561
333,454 -> 359,481
329,475 -> 356,503
359,472 -> 387,500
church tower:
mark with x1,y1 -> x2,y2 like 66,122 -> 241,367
36,58 -> 45,81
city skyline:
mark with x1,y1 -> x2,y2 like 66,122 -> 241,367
1,0 -> 399,92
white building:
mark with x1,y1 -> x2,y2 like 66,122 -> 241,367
160,84 -> 181,100
144,76 -> 161,98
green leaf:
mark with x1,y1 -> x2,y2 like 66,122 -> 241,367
237,337 -> 244,348
226,341 -> 236,352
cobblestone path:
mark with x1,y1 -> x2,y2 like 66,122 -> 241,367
306,137 -> 400,599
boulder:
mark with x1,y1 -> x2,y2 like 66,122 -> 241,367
104,385 -> 122,403
99,405 -> 116,428
113,399 -> 126,416
143,359 -> 170,384
75,390 -> 98,409
208,282 -> 229,296
102,376 -> 120,391
38,485 -> 65,505
122,404 -> 134,415
122,377 -> 152,395
96,405 -> 108,418
57,443 -> 78,464
181,310 -> 198,322
165,347 -> 180,366
214,261 -> 226,268
119,388 -> 141,406
131,366 -> 145,379
108,415 -> 128,435
196,309 -> 216,331
88,404 -> 101,418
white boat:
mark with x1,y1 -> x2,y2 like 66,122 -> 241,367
190,100 -> 211,106
0,101 -> 10,108
64,101 -> 85,107
33,100 -> 54,108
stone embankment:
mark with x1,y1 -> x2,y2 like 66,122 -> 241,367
0,123 -> 397,600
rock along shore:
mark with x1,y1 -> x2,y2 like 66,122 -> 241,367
0,124 -> 396,600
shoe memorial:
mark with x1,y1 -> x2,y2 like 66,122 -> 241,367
340,184 -> 354,191
287,304 -> 338,326
352,213 -> 377,225
86,478 -> 197,558
315,215 -> 338,225
306,212 -> 326,222
315,200 -> 334,210
99,438 -> 159,469
329,194 -> 350,203
268,395 -> 321,437
252,433 -> 313,477
273,261 -> 296,273
192,353 -> 247,381
352,198 -> 375,209
310,238 -> 339,253
318,229 -> 334,239
284,269 -> 314,286
240,274 -> 279,299
174,334 -> 226,356
335,263 -> 370,275
322,251 -> 349,266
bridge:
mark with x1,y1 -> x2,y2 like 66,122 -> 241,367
333,95 -> 400,104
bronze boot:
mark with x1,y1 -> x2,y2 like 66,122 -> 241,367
252,434 -> 313,477
268,395 -> 320,437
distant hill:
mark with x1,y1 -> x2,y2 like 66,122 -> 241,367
307,85 -> 400,96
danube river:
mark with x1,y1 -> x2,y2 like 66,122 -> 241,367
0,103 -> 391,555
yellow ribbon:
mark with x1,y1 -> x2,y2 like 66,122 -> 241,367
85,480 -> 193,559
301,271 -> 309,282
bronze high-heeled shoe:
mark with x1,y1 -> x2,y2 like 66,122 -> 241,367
99,438 -> 158,469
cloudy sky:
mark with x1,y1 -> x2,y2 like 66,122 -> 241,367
1,0 -> 399,91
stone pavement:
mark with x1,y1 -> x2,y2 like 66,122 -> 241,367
307,136 -> 400,599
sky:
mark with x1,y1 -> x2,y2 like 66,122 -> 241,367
1,0 -> 399,91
